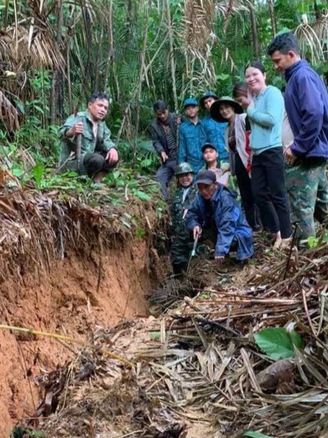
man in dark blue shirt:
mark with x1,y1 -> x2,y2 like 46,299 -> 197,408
268,32 -> 328,243
178,98 -> 207,173
200,91 -> 228,164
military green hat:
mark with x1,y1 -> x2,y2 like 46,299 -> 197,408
175,162 -> 195,176
200,91 -> 218,109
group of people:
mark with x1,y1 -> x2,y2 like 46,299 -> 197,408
162,32 -> 328,272
57,32 -> 328,274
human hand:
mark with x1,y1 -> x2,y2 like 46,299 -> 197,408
193,226 -> 202,240
161,151 -> 169,162
106,148 -> 119,164
284,146 -> 296,166
175,116 -> 182,125
236,95 -> 251,108
71,122 -> 84,135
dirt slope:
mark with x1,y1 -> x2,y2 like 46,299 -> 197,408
0,184 -> 164,437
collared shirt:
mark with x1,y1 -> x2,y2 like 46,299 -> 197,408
202,116 -> 228,162
178,119 -> 207,173
58,110 -> 116,168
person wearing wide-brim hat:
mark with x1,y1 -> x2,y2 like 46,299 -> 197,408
201,91 -> 229,164
210,94 -> 261,231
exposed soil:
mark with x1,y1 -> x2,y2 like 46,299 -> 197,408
0,240 -> 154,437
0,181 -> 166,437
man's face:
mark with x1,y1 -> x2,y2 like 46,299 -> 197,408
177,172 -> 193,187
197,182 -> 217,200
88,98 -> 109,121
203,97 -> 216,111
156,109 -> 169,123
185,105 -> 199,119
203,147 -> 218,163
270,50 -> 296,74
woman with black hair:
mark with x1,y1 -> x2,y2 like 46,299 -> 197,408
210,93 -> 259,231
237,61 -> 292,249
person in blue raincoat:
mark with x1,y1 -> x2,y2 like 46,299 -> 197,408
185,170 -> 254,262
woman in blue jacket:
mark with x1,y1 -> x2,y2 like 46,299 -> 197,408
237,61 -> 292,249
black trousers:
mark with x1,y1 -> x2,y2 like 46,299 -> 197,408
83,152 -> 117,178
251,147 -> 292,238
235,153 -> 260,230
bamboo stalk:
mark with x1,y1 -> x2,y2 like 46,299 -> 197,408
0,324 -> 134,367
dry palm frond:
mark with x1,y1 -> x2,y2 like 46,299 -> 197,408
184,0 -> 214,54
0,23 -> 65,71
0,89 -> 20,130
214,0 -> 252,16
294,15 -> 328,63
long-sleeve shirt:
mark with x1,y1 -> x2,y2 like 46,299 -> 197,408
151,113 -> 181,160
284,59 -> 328,159
202,116 -> 229,162
185,185 -> 254,260
58,110 -> 116,170
178,119 -> 207,173
247,85 -> 284,156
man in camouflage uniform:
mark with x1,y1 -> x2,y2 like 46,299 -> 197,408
170,162 -> 197,274
58,92 -> 118,183
268,33 -> 328,243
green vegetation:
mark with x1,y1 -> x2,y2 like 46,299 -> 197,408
0,0 -> 327,188
254,327 -> 303,360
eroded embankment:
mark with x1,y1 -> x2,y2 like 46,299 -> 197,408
0,180 -> 166,437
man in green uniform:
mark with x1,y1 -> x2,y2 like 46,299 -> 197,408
58,92 -> 119,183
170,162 -> 197,274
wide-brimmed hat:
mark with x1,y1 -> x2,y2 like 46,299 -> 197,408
196,170 -> 217,185
201,142 -> 217,153
199,91 -> 218,109
183,97 -> 198,108
210,96 -> 243,123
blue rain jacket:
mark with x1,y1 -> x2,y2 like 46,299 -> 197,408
185,184 -> 254,260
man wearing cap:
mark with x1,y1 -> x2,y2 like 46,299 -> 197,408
170,162 -> 197,273
185,169 -> 254,262
200,91 -> 229,164
201,142 -> 230,186
178,98 -> 207,174
151,100 -> 183,201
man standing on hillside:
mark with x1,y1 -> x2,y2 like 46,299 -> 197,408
178,98 -> 207,173
267,32 -> 328,242
58,92 -> 119,184
151,100 -> 182,201
200,91 -> 228,164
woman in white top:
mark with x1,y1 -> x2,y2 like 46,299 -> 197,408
210,96 -> 260,231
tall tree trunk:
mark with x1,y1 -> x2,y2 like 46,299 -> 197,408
165,0 -> 178,112
134,0 -> 150,167
249,0 -> 260,59
314,0 -> 323,19
267,0 -> 276,36
50,0 -> 64,124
